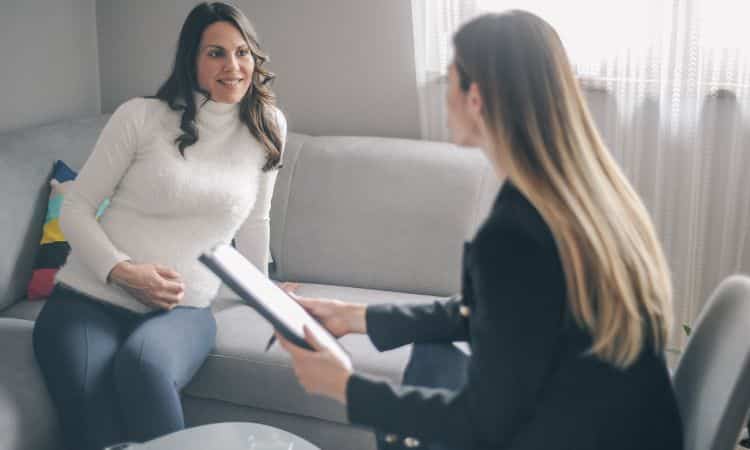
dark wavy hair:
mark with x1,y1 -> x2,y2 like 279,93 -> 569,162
155,2 -> 281,171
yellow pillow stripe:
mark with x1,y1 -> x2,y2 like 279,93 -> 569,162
40,219 -> 65,245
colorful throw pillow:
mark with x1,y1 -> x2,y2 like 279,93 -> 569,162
26,161 -> 109,300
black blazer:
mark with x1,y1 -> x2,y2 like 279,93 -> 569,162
346,181 -> 683,450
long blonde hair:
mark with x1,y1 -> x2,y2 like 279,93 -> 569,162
454,11 -> 673,368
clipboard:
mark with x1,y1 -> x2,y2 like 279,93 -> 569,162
199,243 -> 353,371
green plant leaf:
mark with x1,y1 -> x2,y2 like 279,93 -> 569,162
682,324 -> 692,336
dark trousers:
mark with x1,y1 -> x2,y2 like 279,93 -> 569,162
32,284 -> 216,450
376,343 -> 470,450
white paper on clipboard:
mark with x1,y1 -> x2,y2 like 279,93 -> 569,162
200,243 -> 352,371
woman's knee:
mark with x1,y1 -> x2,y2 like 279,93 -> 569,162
114,335 -> 168,385
403,343 -> 469,389
32,301 -> 125,407
406,343 -> 458,370
115,308 -> 215,389
33,293 -> 119,362
32,300 -> 65,349
33,304 -> 84,375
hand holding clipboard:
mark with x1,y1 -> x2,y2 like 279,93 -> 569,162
199,244 -> 353,371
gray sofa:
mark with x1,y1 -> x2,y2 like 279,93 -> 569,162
0,113 -> 499,450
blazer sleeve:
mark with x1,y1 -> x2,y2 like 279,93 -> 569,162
346,225 -> 565,448
365,296 -> 468,351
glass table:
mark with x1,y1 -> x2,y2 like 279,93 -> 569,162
105,422 -> 320,450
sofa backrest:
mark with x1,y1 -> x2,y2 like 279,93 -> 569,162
0,116 -> 110,311
0,116 -> 499,311
270,134 -> 499,296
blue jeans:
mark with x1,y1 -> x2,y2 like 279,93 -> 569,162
376,343 -> 470,450
32,284 -> 216,450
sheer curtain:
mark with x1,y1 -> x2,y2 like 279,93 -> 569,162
410,0 -> 479,141
411,0 -> 750,356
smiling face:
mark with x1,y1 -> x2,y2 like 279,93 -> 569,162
196,21 -> 254,104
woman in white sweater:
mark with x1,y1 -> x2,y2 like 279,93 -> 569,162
32,3 -> 286,449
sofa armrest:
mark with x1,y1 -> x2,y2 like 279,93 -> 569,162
0,318 -> 62,450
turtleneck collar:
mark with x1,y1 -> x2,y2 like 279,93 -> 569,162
194,92 -> 241,132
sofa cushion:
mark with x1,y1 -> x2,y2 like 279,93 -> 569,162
0,285 -> 467,428
0,318 -> 62,450
0,116 -> 110,311
269,135 -> 498,297
0,299 -> 47,322
184,283 -> 443,424
268,132 -> 307,273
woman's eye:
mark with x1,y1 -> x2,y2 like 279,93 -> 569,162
208,49 -> 223,57
238,48 -> 249,57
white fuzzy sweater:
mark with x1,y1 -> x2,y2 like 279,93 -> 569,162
56,96 -> 286,313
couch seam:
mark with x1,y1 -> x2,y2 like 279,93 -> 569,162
181,393 -> 352,427
204,352 -> 293,369
280,138 -> 306,280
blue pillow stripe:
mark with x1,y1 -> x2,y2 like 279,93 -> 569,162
52,160 -> 77,183
95,198 -> 110,218
46,193 -> 64,223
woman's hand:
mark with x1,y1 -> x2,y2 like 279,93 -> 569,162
108,261 -> 184,310
278,326 -> 352,404
277,282 -> 300,295
275,282 -> 367,337
297,297 -> 367,338
298,297 -> 367,337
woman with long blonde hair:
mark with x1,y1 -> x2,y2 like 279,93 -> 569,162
277,11 -> 682,450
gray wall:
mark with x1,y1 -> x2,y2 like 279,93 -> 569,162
96,0 -> 421,139
0,0 -> 100,134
